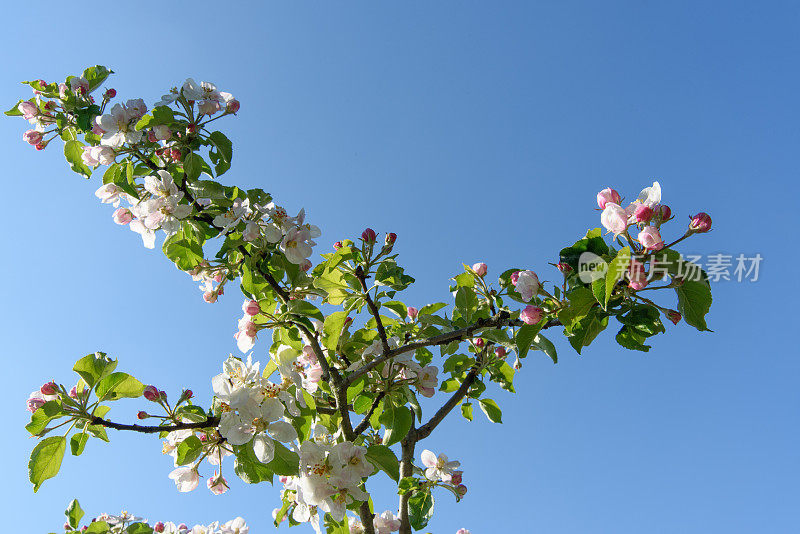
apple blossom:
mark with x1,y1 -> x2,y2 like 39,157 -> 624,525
628,258 -> 648,290
143,385 -> 161,401
416,366 -> 439,397
495,346 -> 507,359
168,466 -> 200,492
658,204 -> 672,221
638,226 -> 664,251
18,100 -> 37,120
113,207 -> 133,225
242,299 -> 260,316
457,529 -> 472,534
689,212 -> 712,233
666,310 -> 682,325
634,204 -> 654,223
207,472 -> 229,495
361,227 -> 377,243
407,306 -> 418,320
520,305 -> 543,325
513,270 -> 540,302
600,202 -> 628,235
40,381 -> 58,395
420,449 -> 461,482
596,187 -> 621,209
23,129 -> 42,145
472,262 -> 488,277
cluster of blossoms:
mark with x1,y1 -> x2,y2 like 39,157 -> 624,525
238,202 -> 322,269
597,182 -> 712,291
277,440 -> 375,533
70,512 -> 247,534
191,261 -> 229,303
347,511 -> 401,534
421,449 -> 468,497
92,97 -> 148,149
157,78 -> 239,116
356,336 -> 439,398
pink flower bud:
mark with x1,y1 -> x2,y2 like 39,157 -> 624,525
182,389 -> 193,400
520,305 -> 543,325
40,381 -> 58,396
596,187 -> 622,209
658,204 -> 672,221
333,241 -> 343,250
456,484 -> 468,496
170,148 -> 182,161
203,291 -> 218,303
137,411 -> 149,420
634,204 -> 654,223
148,130 -> 158,143
361,228 -> 377,243
143,385 -> 161,402
159,390 -> 167,401
556,262 -> 572,274
23,130 -> 43,145
26,395 -> 46,413
18,101 -> 37,119
186,123 -> 197,134
154,523 -> 165,533
104,88 -> 116,99
179,525 -> 188,531
226,99 -> 240,114
407,306 -> 419,320
58,83 -> 68,98
198,100 -> 221,116
35,142 -> 47,151
69,386 -> 78,398
510,271 -> 520,285
450,470 -> 463,485
666,310 -> 682,325
474,337 -> 485,348
343,316 -> 354,327
112,208 -> 133,225
240,319 -> 258,338
638,226 -> 664,251
495,346 -> 507,359
385,232 -> 397,245
472,263 -> 488,277
688,212 -> 712,233
242,299 -> 260,316
627,259 -> 648,290
64,523 -> 71,530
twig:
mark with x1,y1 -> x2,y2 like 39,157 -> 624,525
89,416 -> 220,434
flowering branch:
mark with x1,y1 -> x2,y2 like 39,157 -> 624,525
89,416 -> 220,434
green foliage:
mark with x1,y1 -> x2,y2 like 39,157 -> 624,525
29,436 -> 66,492
408,490 -> 435,530
365,445 -> 400,481
95,372 -> 145,401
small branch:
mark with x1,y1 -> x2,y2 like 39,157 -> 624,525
398,426 -> 417,534
352,392 -> 386,436
416,357 -> 483,441
355,265 -> 390,353
359,494 -> 376,534
89,416 -> 220,434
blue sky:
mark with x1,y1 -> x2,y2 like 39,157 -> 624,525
2,2 -> 798,532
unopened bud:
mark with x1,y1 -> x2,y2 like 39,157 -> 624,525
343,316 -> 354,327
186,123 -> 196,134
203,291 -> 218,303
361,228 -> 377,243
451,471 -> 463,485
104,88 -> 116,99
474,337 -> 485,348
148,130 -> 157,143
226,99 -> 240,114
40,381 -> 58,396
520,305 -> 543,325
634,204 -> 654,223
666,310 -> 682,325
181,389 -> 193,401
385,232 -> 397,245
23,130 -> 43,146
556,262 -> 572,274
495,346 -> 507,359
472,262 -> 488,277
407,306 -> 418,320
143,385 -> 160,402
456,484 -> 468,496
137,411 -> 149,420
597,188 -> 622,210
688,212 -> 712,233
658,204 -> 672,221
242,299 -> 260,316
153,523 -> 165,533
333,241 -> 343,250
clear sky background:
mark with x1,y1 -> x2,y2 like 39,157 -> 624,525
2,2 -> 798,533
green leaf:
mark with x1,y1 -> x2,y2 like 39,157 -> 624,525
604,246 -> 631,309
81,65 -> 112,92
478,398 -> 502,423
454,286 -> 478,322
439,378 -> 460,393
163,229 -> 205,272
26,401 -> 66,435
365,445 -> 400,482
490,361 -> 516,393
380,403 -> 413,446
29,436 -> 66,492
559,228 -> 610,271
677,279 -> 713,332
183,152 -> 203,180
515,323 -> 543,359
382,300 -> 408,319
353,395 -> 374,415
233,442 -> 274,484
530,333 -> 558,363
314,268 -> 352,305
461,402 -> 473,421
266,442 -> 300,476
288,300 -> 325,323
176,435 -> 203,465
73,352 -> 117,388
418,302 -> 447,316
84,520 -> 110,533
70,433 -> 90,456
208,131 -> 233,176
558,287 -> 597,331
65,499 -> 84,529
567,308 -> 609,354
95,372 -> 145,401
64,140 -> 91,178
591,277 -> 606,308
322,311 -> 349,352
616,326 -> 651,352
4,99 -> 23,116
408,490 -> 434,530
126,523 -> 154,534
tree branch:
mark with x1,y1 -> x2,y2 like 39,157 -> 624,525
416,360 -> 483,441
352,392 -> 386,436
355,265 -> 390,353
89,416 -> 220,434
